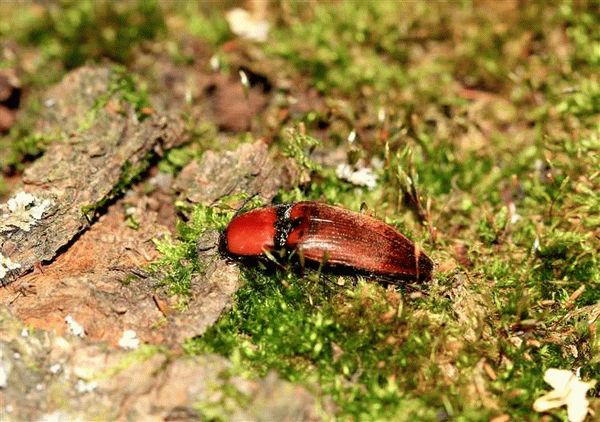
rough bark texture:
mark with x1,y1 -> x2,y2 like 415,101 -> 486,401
0,66 -> 184,285
174,140 -> 302,206
0,139 -> 303,345
0,182 -> 239,347
0,194 -> 175,345
0,139 -> 300,344
151,230 -> 242,344
165,252 -> 242,344
0,309 -> 320,421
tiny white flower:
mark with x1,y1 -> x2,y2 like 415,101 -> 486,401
239,70 -> 249,89
508,202 -> 522,224
210,55 -> 220,72
533,368 -> 596,422
124,205 -> 136,216
347,130 -> 357,144
335,163 -> 353,179
336,164 -> 378,191
75,379 -> 98,394
49,363 -> 62,374
226,8 -> 270,42
378,107 -> 386,123
351,167 -> 378,190
533,237 -> 541,253
118,330 -> 140,350
65,315 -> 86,338
20,328 -> 28,337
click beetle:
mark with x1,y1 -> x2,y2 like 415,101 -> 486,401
221,201 -> 433,282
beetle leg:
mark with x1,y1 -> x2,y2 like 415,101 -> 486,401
292,247 -> 304,277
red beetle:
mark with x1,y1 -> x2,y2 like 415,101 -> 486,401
221,201 -> 433,282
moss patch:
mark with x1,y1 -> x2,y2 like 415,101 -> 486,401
3,0 -> 599,420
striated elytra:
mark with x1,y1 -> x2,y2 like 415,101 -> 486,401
221,201 -> 433,282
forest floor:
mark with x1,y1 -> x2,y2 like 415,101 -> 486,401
0,1 -> 599,421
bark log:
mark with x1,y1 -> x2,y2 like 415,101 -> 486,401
174,140 -> 303,207
0,66 -> 184,285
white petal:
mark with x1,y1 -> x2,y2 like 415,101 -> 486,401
336,164 -> 378,190
544,368 -> 575,393
566,396 -> 589,422
335,163 -> 353,179
226,8 -> 270,42
534,368 -> 596,421
566,380 -> 595,422
533,390 -> 568,412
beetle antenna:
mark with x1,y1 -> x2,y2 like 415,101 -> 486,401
234,192 -> 261,217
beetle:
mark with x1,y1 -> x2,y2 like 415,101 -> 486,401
221,201 -> 433,282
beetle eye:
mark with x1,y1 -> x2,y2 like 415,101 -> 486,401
290,217 -> 304,228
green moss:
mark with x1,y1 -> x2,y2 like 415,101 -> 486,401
0,97 -> 59,172
2,0 -> 165,70
2,1 -> 599,419
149,202 -> 233,297
0,175 -> 6,198
188,272 -> 425,418
182,4 -> 231,47
157,120 -> 218,175
81,155 -> 152,220
280,127 -> 322,173
557,78 -> 600,118
185,264 -> 499,419
157,146 -> 198,175
266,1 -> 418,94
560,2 -> 600,67
83,65 -> 152,128
536,230 -> 597,279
